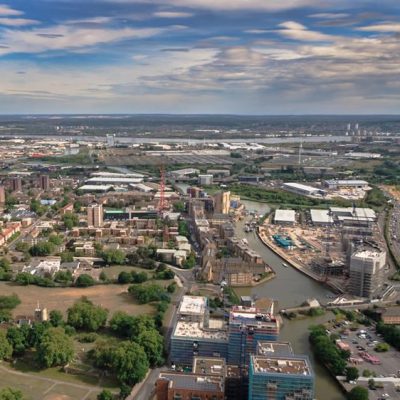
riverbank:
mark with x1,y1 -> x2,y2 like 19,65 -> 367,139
256,225 -> 344,294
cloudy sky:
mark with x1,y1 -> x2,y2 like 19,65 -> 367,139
0,0 -> 399,114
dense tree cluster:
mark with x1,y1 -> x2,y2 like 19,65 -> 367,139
376,322 -> 400,350
0,294 -> 21,322
309,325 -> 347,375
101,249 -> 126,265
36,327 -> 74,368
117,271 -> 148,284
128,284 -> 170,304
0,387 -> 23,400
0,258 -> 12,282
67,297 -> 108,331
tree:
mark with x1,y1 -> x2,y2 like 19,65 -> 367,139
54,270 -> 73,285
137,329 -> 164,367
67,297 -> 108,331
63,212 -> 79,230
132,271 -> 148,284
99,271 -> 108,282
49,310 -> 64,327
29,242 -> 55,256
117,271 -> 132,284
128,284 -> 169,304
14,272 -> 36,286
60,251 -> 74,263
347,386 -> 369,400
48,234 -> 63,246
346,367 -> 359,382
15,242 -> 30,253
101,249 -> 126,265
111,341 -> 149,385
36,327 -> 74,368
109,313 -> 156,339
0,331 -> 12,360
0,294 -> 21,310
97,390 -> 113,400
0,388 -> 23,400
75,274 -> 95,287
7,326 -> 28,355
0,258 -> 11,271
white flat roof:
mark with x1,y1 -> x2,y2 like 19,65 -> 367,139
91,171 -> 144,178
86,177 -> 143,184
179,296 -> 207,316
79,184 -> 113,191
310,209 -> 333,224
274,209 -> 295,223
173,321 -> 228,341
283,182 -> 320,193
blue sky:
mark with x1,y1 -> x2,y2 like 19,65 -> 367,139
0,0 -> 399,114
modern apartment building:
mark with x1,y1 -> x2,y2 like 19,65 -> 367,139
248,354 -> 314,400
349,249 -> 386,298
228,305 -> 280,367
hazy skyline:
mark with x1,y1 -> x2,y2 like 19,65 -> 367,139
0,0 -> 400,114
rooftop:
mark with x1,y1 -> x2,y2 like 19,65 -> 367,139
283,182 -> 321,193
158,373 -> 224,392
275,209 -> 296,223
257,342 -> 293,357
173,320 -> 228,341
179,296 -> 207,315
193,357 -> 226,376
251,355 -> 312,376
310,209 -> 332,224
229,306 -> 277,326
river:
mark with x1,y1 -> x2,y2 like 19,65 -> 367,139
236,200 -> 345,400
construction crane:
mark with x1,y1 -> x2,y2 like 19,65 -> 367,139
157,164 -> 168,214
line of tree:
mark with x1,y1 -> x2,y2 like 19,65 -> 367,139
309,325 -> 348,375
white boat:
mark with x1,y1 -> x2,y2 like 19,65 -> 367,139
282,262 -> 289,268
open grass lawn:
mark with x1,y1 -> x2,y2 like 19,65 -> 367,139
0,281 -> 154,317
0,361 -> 110,400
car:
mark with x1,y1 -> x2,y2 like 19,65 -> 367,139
352,340 -> 358,344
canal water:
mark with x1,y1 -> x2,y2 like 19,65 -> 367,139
236,200 -> 345,400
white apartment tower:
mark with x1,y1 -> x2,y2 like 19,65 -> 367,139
349,249 -> 386,298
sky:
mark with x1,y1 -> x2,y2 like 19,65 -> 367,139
0,0 -> 399,114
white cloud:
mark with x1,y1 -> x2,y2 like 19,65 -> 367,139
309,13 -> 349,19
357,22 -> 400,33
244,29 -> 269,34
153,11 -> 193,18
65,17 -> 114,25
0,18 -> 40,27
277,20 -> 336,41
109,0 -> 318,12
0,4 -> 23,16
0,24 -> 180,55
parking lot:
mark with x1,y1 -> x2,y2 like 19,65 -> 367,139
328,320 -> 400,400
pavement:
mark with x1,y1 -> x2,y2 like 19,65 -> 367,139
328,320 -> 400,400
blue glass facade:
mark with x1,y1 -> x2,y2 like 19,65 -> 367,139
248,356 -> 314,400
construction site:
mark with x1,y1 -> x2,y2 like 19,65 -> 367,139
258,205 -> 392,298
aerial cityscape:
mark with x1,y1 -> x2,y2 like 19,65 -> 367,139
0,1 -> 400,400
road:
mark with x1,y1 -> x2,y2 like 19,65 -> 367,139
380,187 -> 400,267
128,266 -> 195,400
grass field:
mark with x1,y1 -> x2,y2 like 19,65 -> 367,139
1,265 -> 175,317
0,363 -> 109,400
0,281 -> 154,317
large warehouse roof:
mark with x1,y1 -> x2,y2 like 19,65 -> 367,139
274,209 -> 296,223
310,209 -> 333,224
